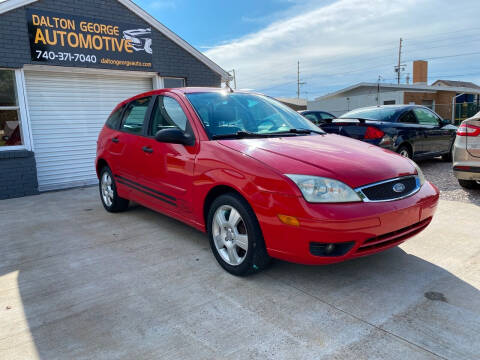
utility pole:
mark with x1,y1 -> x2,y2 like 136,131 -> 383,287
297,60 -> 306,98
377,75 -> 383,106
397,38 -> 402,84
394,38 -> 405,84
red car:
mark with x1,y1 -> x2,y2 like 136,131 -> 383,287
96,88 -> 439,276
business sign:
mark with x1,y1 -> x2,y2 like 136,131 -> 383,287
26,9 -> 153,68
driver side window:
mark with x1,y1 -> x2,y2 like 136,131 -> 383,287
149,96 -> 188,135
413,108 -> 440,126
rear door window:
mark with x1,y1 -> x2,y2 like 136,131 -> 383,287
106,105 -> 125,129
121,97 -> 151,134
303,113 -> 320,124
319,112 -> 335,120
398,111 -> 417,124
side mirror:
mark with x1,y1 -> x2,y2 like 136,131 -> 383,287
440,119 -> 450,126
155,128 -> 194,146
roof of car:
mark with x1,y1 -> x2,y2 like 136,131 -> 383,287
112,87 -> 262,113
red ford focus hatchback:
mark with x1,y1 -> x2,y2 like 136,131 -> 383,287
96,88 -> 439,276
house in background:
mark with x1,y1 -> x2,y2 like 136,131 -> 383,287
432,80 -> 480,120
276,97 -> 307,111
308,60 -> 480,122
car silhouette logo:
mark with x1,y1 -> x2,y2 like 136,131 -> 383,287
123,28 -> 152,54
393,182 -> 406,193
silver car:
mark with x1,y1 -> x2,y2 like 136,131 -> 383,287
453,111 -> 480,189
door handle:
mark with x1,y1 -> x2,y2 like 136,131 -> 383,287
111,137 -> 119,143
142,146 -> 153,153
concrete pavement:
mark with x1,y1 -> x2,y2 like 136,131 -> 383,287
0,186 -> 479,359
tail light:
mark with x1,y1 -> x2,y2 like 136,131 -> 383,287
364,126 -> 385,139
457,123 -> 480,136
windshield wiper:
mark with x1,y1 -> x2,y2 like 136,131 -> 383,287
211,128 -> 324,140
280,128 -> 325,135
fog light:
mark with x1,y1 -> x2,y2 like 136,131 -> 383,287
309,241 -> 355,257
325,244 -> 335,254
277,214 -> 300,226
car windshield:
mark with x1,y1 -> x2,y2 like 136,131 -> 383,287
186,92 -> 323,138
340,107 -> 402,122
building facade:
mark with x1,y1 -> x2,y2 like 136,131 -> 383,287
308,60 -> 480,121
0,0 -> 229,199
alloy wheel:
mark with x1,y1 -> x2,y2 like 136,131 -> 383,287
399,149 -> 410,158
101,172 -> 114,207
212,205 -> 249,266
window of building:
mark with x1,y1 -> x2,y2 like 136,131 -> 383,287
121,97 -> 151,134
421,100 -> 434,110
163,77 -> 186,88
149,96 -> 188,135
383,100 -> 396,105
0,70 -> 22,147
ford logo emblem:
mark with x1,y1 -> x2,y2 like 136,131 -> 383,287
392,182 -> 406,193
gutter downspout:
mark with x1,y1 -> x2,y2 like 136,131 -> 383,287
452,93 -> 464,123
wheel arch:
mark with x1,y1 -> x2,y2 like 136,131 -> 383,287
396,141 -> 413,157
203,185 -> 251,228
96,158 -> 109,179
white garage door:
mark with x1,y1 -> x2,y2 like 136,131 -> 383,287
25,70 -> 153,191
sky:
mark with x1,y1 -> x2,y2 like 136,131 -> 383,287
134,0 -> 480,99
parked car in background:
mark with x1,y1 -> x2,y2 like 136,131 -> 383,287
317,105 -> 457,160
453,112 -> 480,189
299,110 -> 336,126
96,89 -> 439,276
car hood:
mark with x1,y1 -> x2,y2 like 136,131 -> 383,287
218,134 -> 416,188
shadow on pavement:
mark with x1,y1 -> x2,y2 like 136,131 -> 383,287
1,187 -> 479,359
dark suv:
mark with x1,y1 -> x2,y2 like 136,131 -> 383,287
319,105 -> 457,160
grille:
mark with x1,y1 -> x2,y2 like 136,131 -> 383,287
359,176 -> 418,201
356,217 -> 432,253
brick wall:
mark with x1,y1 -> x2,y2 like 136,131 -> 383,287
403,91 -> 456,120
0,150 -> 38,200
0,0 -> 222,86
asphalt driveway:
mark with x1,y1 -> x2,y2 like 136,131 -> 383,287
1,182 -> 479,359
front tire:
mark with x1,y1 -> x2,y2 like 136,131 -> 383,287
99,166 -> 129,212
458,179 -> 480,189
207,193 -> 271,276
397,145 -> 412,159
442,145 -> 453,162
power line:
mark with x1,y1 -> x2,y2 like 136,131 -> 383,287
238,32 -> 477,86
403,26 -> 480,41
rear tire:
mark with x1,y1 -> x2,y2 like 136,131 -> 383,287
397,145 -> 412,159
99,166 -> 129,212
458,179 -> 480,189
207,193 -> 271,276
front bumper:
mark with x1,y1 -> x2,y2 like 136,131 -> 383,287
255,181 -> 439,265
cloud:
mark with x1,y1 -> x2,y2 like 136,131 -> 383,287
205,0 -> 480,98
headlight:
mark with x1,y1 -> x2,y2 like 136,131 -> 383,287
411,161 -> 425,186
285,174 -> 362,203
